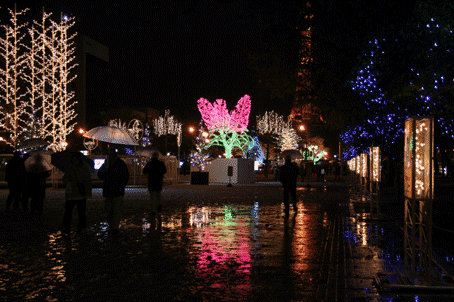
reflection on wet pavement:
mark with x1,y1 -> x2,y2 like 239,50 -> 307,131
2,184 -> 451,301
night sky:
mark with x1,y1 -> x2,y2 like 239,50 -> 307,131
5,1 -> 416,126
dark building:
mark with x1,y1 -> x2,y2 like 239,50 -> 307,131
73,35 -> 109,131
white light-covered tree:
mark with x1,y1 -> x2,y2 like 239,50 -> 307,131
277,125 -> 300,152
45,14 -> 77,151
153,109 -> 182,156
256,110 -> 291,159
0,7 -> 78,151
21,10 -> 51,140
0,6 -> 30,147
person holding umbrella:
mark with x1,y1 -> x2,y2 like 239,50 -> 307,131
26,153 -> 51,217
61,153 -> 92,234
143,151 -> 167,215
98,148 -> 130,235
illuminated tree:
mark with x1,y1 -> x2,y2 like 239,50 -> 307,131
197,95 -> 252,158
153,109 -> 182,156
256,110 -> 290,160
276,125 -> 300,152
189,120 -> 211,170
0,7 -> 77,151
141,123 -> 151,147
341,1 -> 454,162
45,14 -> 78,151
245,134 -> 266,164
0,6 -> 30,147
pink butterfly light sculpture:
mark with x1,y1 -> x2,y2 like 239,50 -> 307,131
197,95 -> 251,133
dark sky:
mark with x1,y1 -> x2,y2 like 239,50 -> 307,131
5,1 -> 417,126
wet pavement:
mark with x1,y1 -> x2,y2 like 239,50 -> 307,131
1,180 -> 454,301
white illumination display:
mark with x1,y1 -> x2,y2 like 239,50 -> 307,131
360,153 -> 368,178
355,155 -> 361,175
0,8 -> 77,150
369,146 -> 381,182
404,117 -> 434,200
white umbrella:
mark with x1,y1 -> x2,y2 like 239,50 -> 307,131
83,126 -> 139,146
24,150 -> 54,172
17,138 -> 49,150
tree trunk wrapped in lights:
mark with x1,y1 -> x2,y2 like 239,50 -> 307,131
0,7 -> 77,151
197,95 -> 252,158
0,6 -> 30,147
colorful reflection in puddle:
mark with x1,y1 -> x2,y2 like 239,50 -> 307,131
190,204 -> 256,296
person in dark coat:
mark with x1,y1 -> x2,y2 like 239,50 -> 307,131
143,151 -> 167,214
61,153 -> 93,234
27,153 -> 51,217
5,151 -> 27,210
98,148 -> 130,234
279,156 -> 300,212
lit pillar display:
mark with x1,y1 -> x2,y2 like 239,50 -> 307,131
404,117 -> 434,200
369,147 -> 381,182
355,155 -> 361,175
403,116 -> 434,284
360,153 -> 368,178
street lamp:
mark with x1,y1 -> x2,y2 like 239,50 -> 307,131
299,124 -> 305,131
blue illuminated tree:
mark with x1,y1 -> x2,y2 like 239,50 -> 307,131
341,0 -> 454,162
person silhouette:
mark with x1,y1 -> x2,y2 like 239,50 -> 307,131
98,148 -> 130,235
279,156 -> 300,213
5,151 -> 27,211
27,153 -> 51,217
61,153 -> 93,234
143,151 -> 167,215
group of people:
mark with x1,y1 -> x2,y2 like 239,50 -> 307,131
5,148 -> 167,236
6,149 -> 312,233
63,148 -> 167,235
5,151 -> 51,216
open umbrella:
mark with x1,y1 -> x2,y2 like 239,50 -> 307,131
83,126 -> 139,146
136,146 -> 162,158
24,150 -> 54,172
280,149 -> 303,160
51,151 -> 94,173
17,138 -> 49,150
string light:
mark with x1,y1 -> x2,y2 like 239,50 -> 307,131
0,8 -> 77,151
189,119 -> 211,170
153,109 -> 182,155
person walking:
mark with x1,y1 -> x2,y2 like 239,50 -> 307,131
27,153 -> 51,217
5,151 -> 27,211
279,156 -> 300,213
143,151 -> 167,215
61,153 -> 92,234
98,148 -> 130,235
